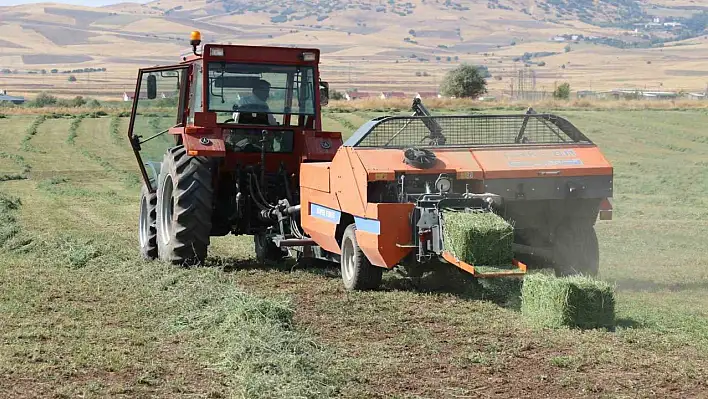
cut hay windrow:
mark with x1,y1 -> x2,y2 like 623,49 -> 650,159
442,210 -> 514,267
521,274 -> 615,330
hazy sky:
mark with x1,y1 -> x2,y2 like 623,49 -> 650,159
0,0 -> 150,6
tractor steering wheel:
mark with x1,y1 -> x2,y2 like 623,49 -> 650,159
232,137 -> 262,152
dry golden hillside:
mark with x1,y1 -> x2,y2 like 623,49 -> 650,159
1,0 -> 708,99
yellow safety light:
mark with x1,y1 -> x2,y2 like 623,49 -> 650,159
190,31 -> 202,56
190,31 -> 202,45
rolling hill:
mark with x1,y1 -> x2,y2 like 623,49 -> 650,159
1,0 -> 708,99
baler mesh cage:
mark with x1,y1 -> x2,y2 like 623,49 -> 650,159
352,114 -> 590,148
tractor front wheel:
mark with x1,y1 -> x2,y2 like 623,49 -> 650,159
552,224 -> 599,277
156,146 -> 214,265
340,225 -> 383,291
138,184 -> 158,260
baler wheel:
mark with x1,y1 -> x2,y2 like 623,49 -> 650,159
340,225 -> 382,291
552,224 -> 599,277
138,183 -> 158,260
156,146 -> 213,266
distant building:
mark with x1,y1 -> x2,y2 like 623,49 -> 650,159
576,90 -> 597,99
415,92 -> 441,99
0,90 -> 25,104
686,92 -> 706,100
123,91 -> 166,102
605,89 -> 678,100
344,91 -> 374,101
380,91 -> 406,100
642,91 -> 678,100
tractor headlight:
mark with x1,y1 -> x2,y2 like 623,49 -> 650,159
435,176 -> 452,193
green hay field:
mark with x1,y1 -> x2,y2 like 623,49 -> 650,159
0,109 -> 707,397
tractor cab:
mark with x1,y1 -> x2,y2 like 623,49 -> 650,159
128,31 -> 335,193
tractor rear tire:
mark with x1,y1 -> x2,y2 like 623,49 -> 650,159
340,224 -> 383,291
552,224 -> 599,277
156,146 -> 213,266
138,184 -> 158,260
254,234 -> 285,264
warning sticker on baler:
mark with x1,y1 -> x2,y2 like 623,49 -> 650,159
310,203 -> 341,223
504,149 -> 584,168
508,159 -> 583,168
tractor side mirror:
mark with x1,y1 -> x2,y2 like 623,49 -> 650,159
320,81 -> 329,106
147,74 -> 157,100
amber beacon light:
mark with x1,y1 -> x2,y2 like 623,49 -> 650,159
190,31 -> 202,56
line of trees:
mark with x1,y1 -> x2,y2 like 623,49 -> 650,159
25,93 -> 101,108
1,67 -> 107,75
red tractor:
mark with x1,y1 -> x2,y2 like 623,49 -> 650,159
129,32 -> 339,265
129,32 -> 613,291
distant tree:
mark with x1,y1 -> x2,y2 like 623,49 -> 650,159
41,69 -> 47,74
538,61 -> 547,66
69,96 -> 87,107
440,63 -> 488,98
409,29 -> 416,36
330,90 -> 345,101
564,44 -> 572,53
28,92 -> 58,108
50,69 -> 58,74
87,99 -> 102,108
68,75 -> 77,82
553,82 -> 571,100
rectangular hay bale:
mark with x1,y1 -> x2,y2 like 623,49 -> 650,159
442,210 -> 514,267
521,274 -> 615,330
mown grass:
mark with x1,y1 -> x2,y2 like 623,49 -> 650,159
0,109 -> 707,397
19,115 -> 46,152
0,113 -> 349,397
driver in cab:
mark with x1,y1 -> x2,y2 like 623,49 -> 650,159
232,79 -> 277,125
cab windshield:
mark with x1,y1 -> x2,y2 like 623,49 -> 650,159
207,62 -> 316,122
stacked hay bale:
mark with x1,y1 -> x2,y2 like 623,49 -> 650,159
521,274 -> 615,330
441,210 -> 514,267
